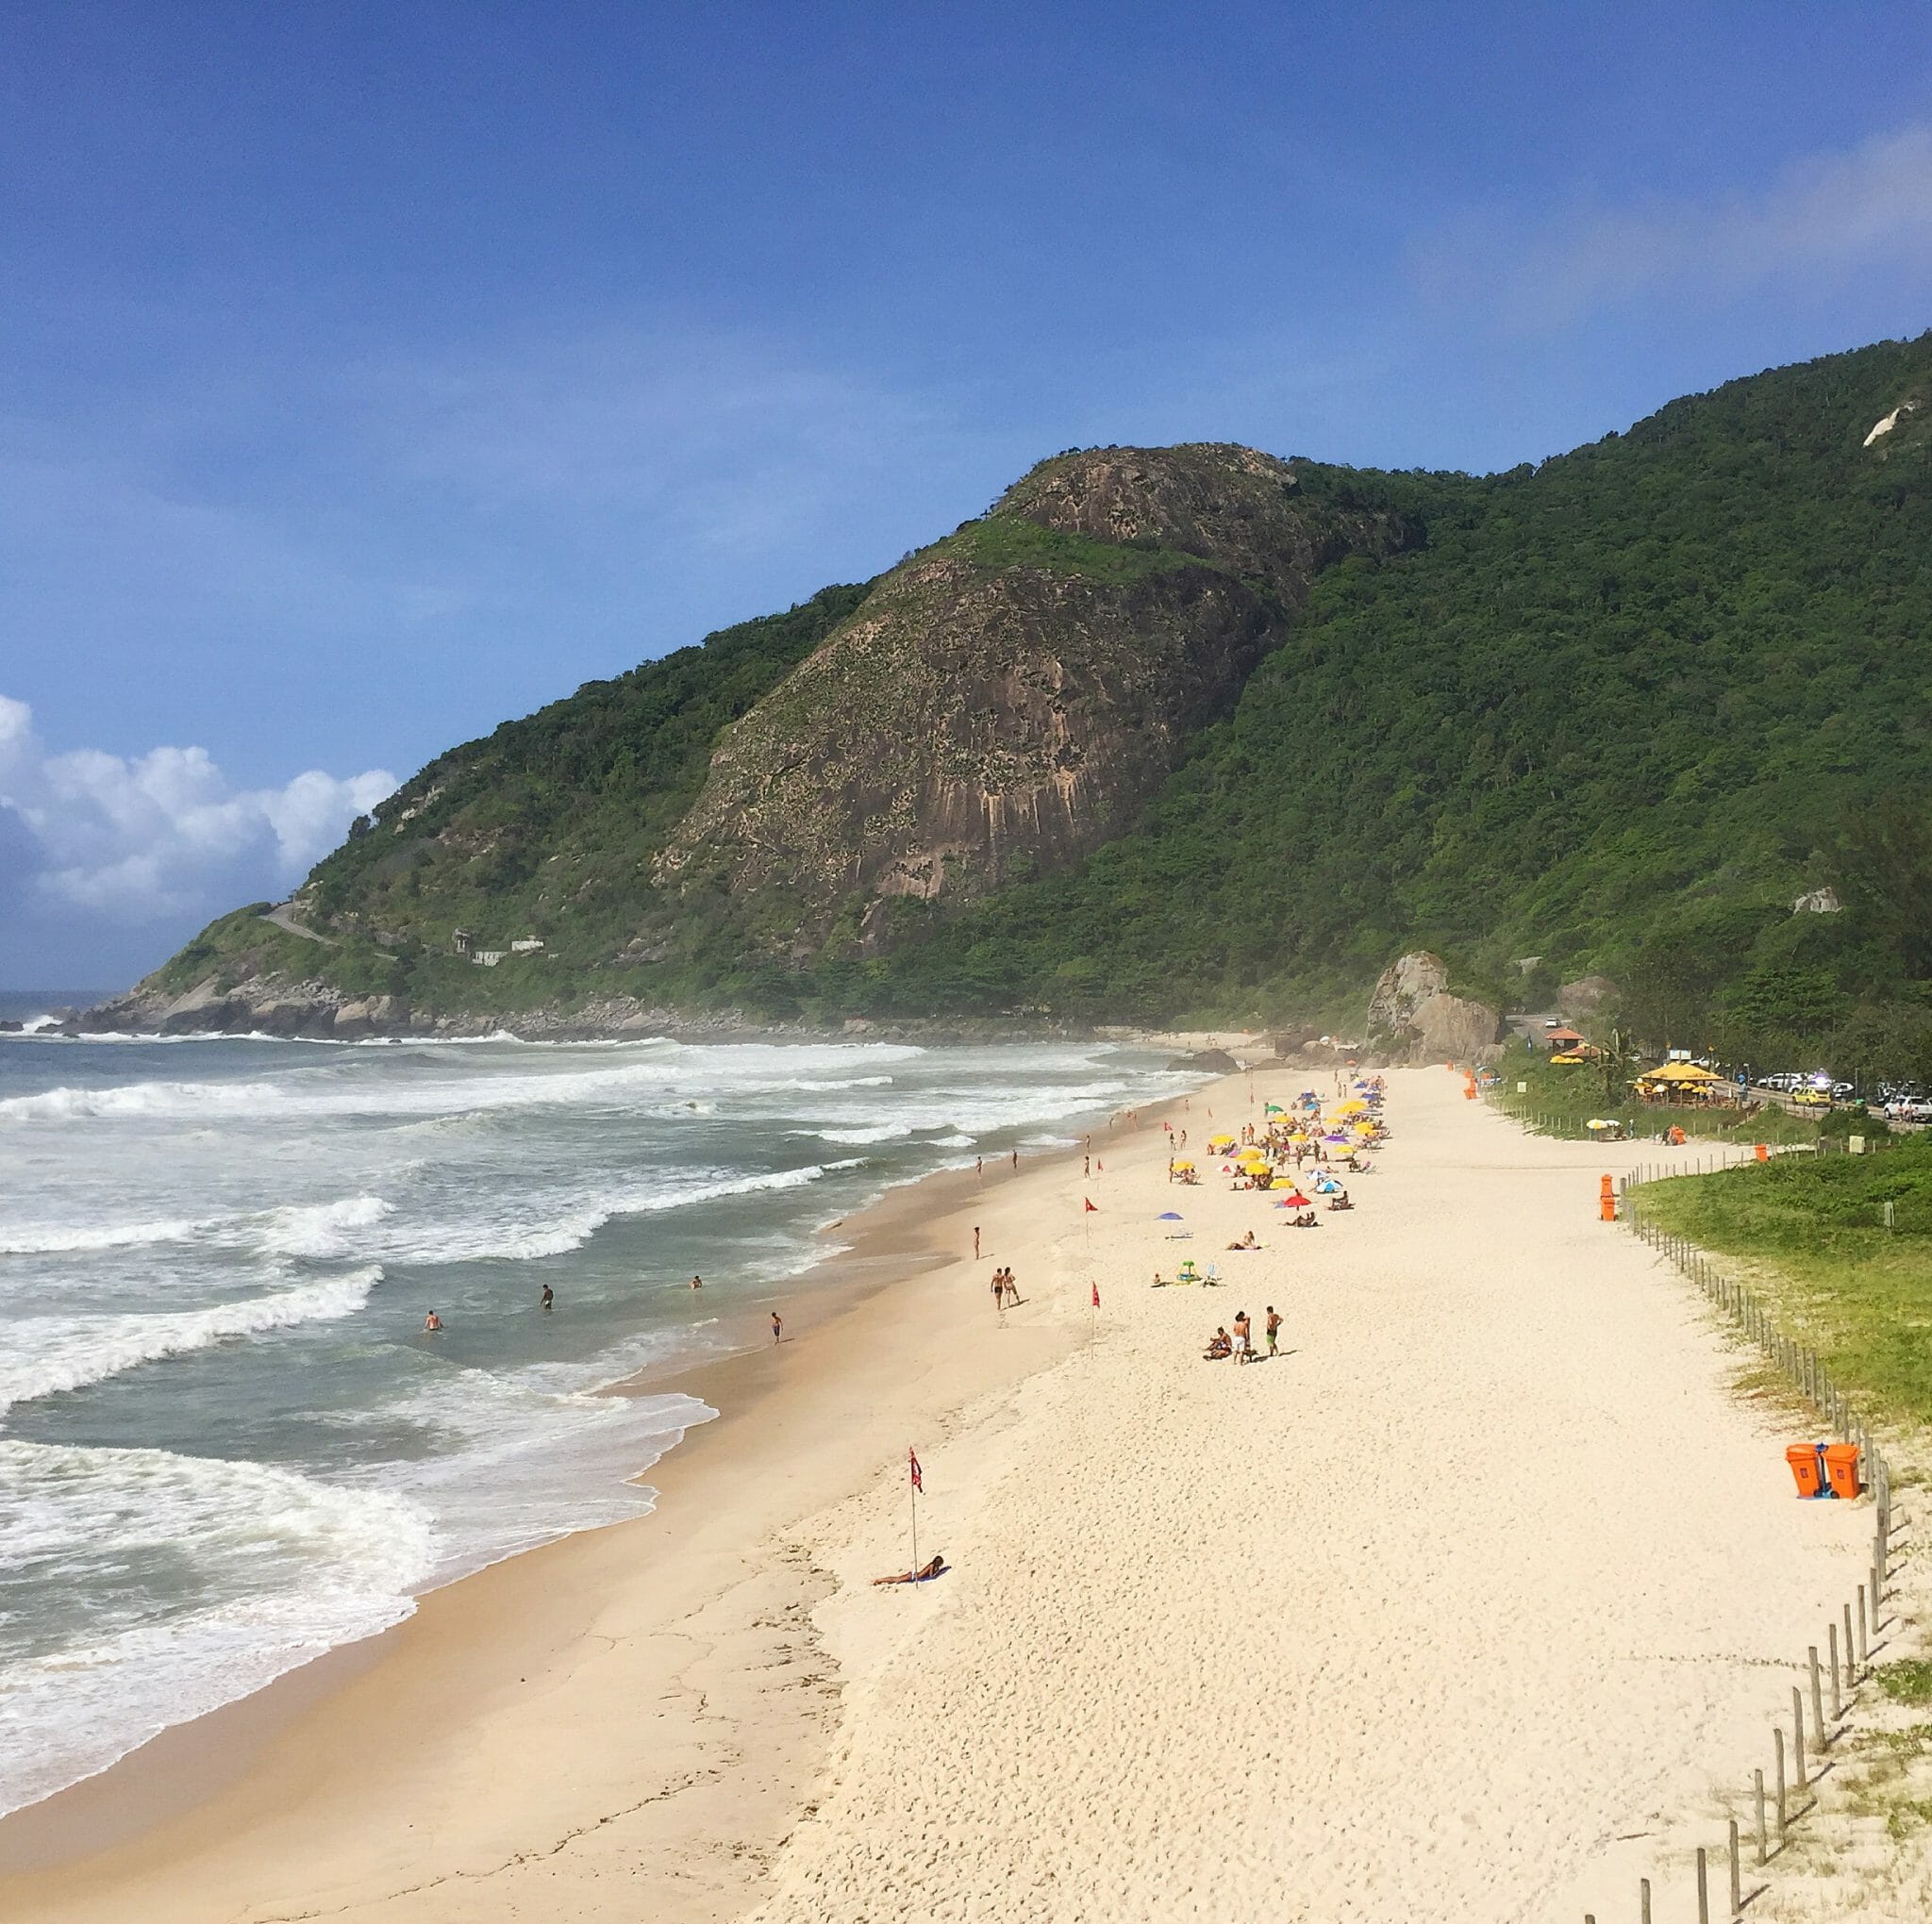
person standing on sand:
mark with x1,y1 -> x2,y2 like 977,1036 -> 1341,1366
1265,1306 -> 1281,1357
771,1311 -> 783,1343
1084,1153 -> 1091,1176
974,1225 -> 981,1260
1004,1269 -> 1020,1307
992,1270 -> 1006,1315
1010,1149 -> 1018,1170
976,1155 -> 984,1182
1232,1311 -> 1251,1364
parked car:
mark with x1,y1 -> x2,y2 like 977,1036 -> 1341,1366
1792,1088 -> 1834,1107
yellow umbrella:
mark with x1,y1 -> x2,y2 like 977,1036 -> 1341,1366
1172,1158 -> 1195,1169
1335,1099 -> 1368,1115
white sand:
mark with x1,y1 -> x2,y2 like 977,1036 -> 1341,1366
755,1068 -> 1874,1921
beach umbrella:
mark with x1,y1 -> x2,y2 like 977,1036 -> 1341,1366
1157,1210 -> 1185,1221
1171,1158 -> 1195,1170
1323,1132 -> 1348,1143
1335,1099 -> 1368,1115
1276,1191 -> 1311,1208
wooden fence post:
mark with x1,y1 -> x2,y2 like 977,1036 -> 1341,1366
1792,1686 -> 1807,1794
1696,1846 -> 1709,1923
1755,1766 -> 1767,1864
1775,1728 -> 1787,1837
1729,1816 -> 1741,1915
1810,1646 -> 1825,1749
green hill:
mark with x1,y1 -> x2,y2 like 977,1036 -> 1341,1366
108,333 -> 1932,1070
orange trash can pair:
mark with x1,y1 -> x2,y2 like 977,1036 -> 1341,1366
1824,1442 -> 1863,1501
1786,1443 -> 1827,1499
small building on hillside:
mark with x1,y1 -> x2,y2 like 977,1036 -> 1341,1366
473,950 -> 506,968
451,929 -> 475,955
510,937 -> 546,954
1544,1026 -> 1586,1053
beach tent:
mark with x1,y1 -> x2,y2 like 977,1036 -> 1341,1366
1640,1062 -> 1724,1086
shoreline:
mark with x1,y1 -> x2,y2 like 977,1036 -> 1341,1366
0,1067 -> 1225,1916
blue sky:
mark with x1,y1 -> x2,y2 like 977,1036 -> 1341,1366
5,1 -> 1932,985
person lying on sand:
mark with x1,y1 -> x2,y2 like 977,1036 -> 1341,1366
1292,1210 -> 1320,1228
874,1554 -> 947,1585
1225,1230 -> 1258,1250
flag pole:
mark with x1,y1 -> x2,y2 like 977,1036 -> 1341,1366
908,1445 -> 920,1574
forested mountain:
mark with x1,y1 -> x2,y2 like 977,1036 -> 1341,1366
108,333 -> 1932,1068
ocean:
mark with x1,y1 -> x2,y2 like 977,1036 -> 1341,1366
0,1005 -> 1198,1816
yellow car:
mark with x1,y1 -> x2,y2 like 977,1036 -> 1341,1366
1792,1088 -> 1834,1107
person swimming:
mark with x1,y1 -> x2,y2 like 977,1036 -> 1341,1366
423,1310 -> 443,1333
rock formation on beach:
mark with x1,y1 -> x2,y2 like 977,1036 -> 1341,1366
1364,953 -> 1506,1065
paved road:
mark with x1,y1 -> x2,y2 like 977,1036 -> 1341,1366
258,902 -> 339,946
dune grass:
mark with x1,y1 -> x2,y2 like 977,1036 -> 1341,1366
1636,1136 -> 1932,1428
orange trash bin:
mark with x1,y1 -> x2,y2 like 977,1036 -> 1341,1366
1755,1144 -> 1770,1162
1786,1443 -> 1827,1498
1824,1443 -> 1863,1501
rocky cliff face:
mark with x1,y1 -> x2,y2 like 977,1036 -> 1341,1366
1366,952 -> 1505,1064
657,445 -> 1414,948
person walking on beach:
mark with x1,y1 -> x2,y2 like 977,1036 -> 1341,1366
976,1155 -> 984,1183
771,1311 -> 784,1344
1265,1306 -> 1281,1358
992,1269 -> 1007,1315
1003,1268 -> 1020,1307
1232,1310 -> 1251,1364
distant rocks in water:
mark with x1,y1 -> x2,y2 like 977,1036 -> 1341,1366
1366,952 -> 1504,1065
0,1019 -> 21,1033
1167,1047 -> 1239,1073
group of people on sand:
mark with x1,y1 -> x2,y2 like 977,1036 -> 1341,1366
1203,1306 -> 1282,1364
989,1266 -> 1020,1311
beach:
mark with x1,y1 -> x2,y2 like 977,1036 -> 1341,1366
0,1063 -> 1886,1919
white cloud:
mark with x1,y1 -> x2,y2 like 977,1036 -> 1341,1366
1418,124 -> 1932,330
0,695 -> 393,924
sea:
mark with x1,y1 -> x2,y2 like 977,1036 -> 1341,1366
0,991 -> 1199,1816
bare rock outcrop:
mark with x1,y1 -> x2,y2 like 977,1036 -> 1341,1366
1366,952 -> 1505,1064
1557,974 -> 1617,1016
655,444 -> 1418,950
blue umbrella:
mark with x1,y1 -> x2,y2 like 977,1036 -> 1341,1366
1157,1211 -> 1184,1221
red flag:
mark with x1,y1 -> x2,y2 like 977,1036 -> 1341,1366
908,1446 -> 923,1493
1083,1197 -> 1097,1213
1091,1282 -> 1101,1308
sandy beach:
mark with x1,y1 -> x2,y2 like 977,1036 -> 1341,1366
0,1064 -> 1889,1920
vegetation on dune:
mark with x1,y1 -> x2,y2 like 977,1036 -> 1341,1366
1638,1141 -> 1932,1425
